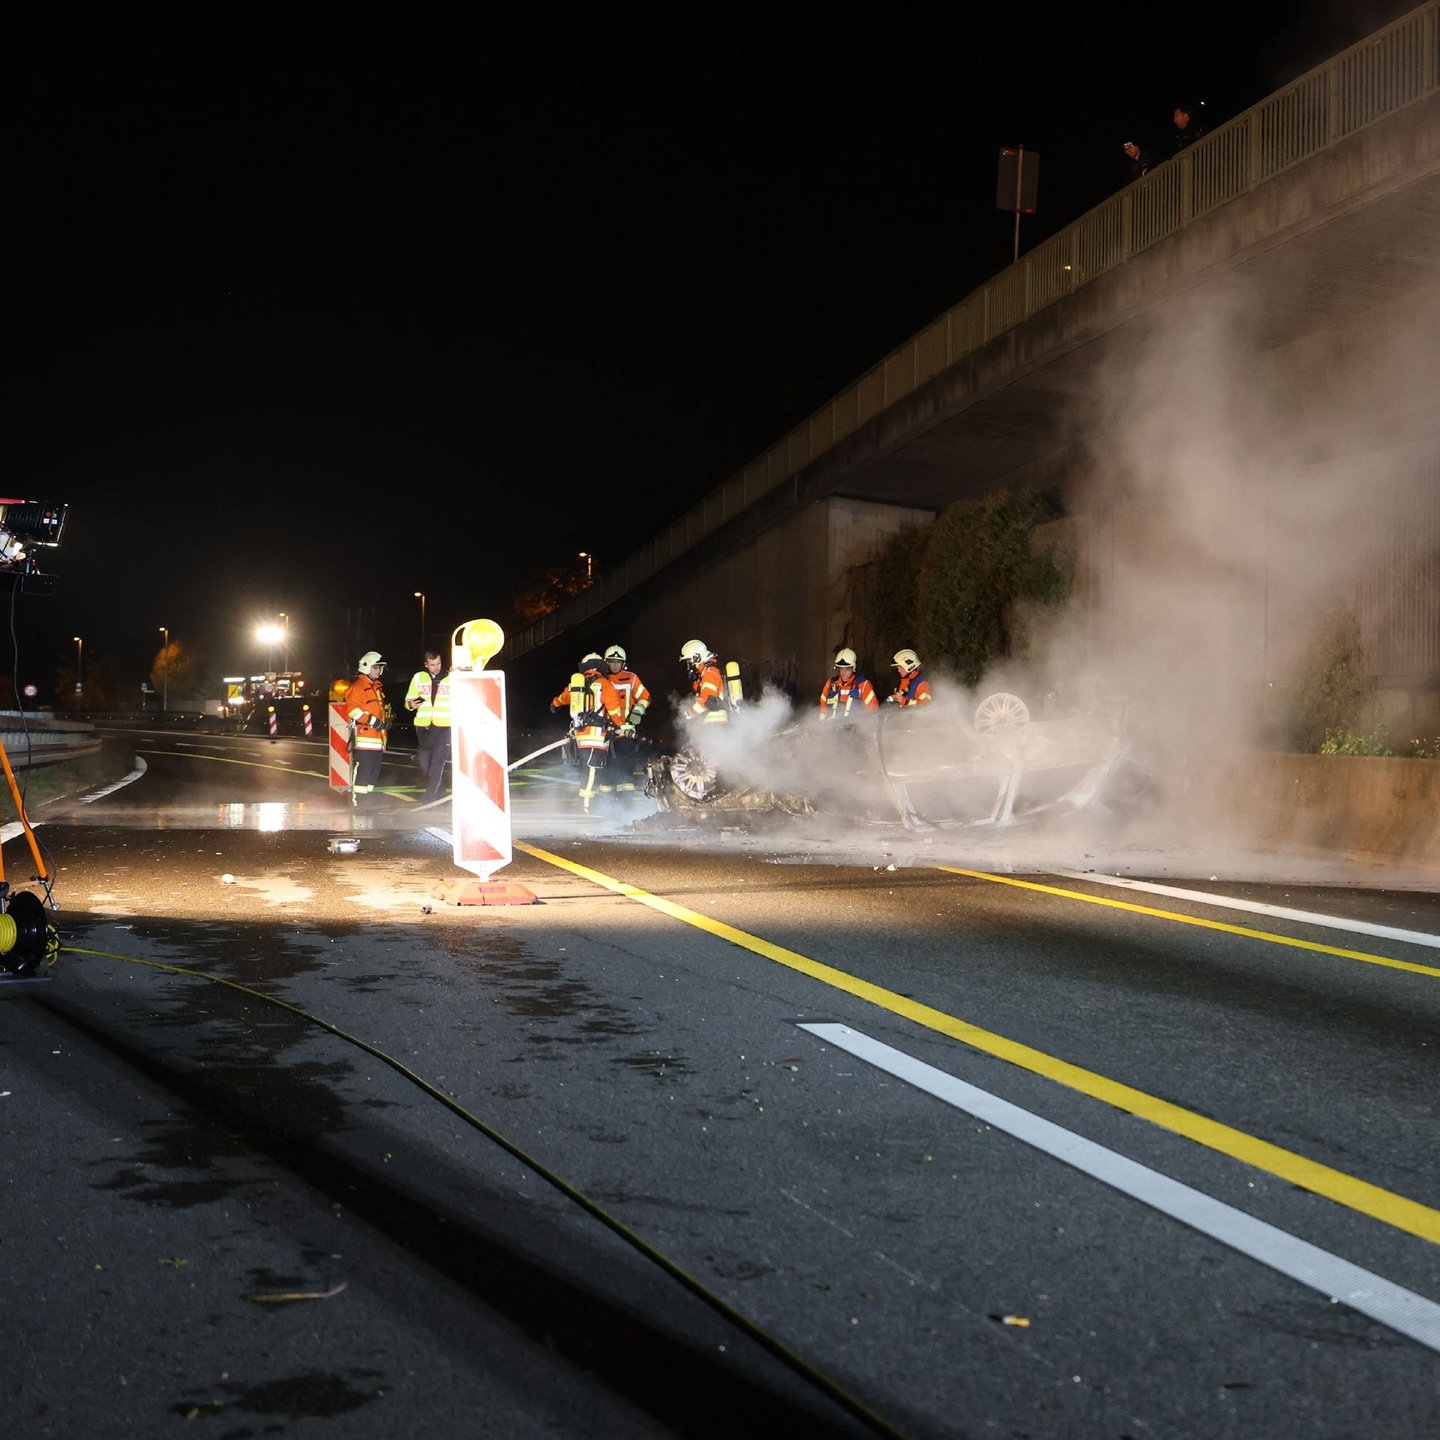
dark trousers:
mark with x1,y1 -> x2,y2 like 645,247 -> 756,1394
352,746 -> 384,790
417,725 -> 452,804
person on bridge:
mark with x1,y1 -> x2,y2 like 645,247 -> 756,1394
818,647 -> 879,720
551,653 -> 627,808
885,649 -> 933,707
1171,102 -> 1207,155
404,648 -> 452,806
603,644 -> 651,788
1121,139 -> 1152,182
346,651 -> 389,796
679,639 -> 730,724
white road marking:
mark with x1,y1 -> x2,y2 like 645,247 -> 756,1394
1,758 -> 149,843
800,1022 -> 1440,1353
1055,871 -> 1440,949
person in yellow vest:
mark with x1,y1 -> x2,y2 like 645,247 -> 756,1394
404,648 -> 452,805
346,651 -> 389,796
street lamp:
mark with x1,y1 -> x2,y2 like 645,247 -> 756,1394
73,636 -> 83,697
159,626 -> 169,712
579,551 -> 593,584
255,622 -> 283,674
279,612 -> 289,674
414,591 -> 425,653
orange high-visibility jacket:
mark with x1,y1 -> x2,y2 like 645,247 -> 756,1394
818,673 -> 879,718
687,658 -> 728,723
889,671 -> 932,706
552,671 -> 627,751
346,674 -> 388,749
607,667 -> 652,727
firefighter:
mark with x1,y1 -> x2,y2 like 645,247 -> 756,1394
346,651 -> 389,796
818,647 -> 879,719
885,648 -> 933,706
603,644 -> 651,788
550,652 -> 627,807
679,638 -> 730,724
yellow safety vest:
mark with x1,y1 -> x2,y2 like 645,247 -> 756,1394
405,669 -> 452,728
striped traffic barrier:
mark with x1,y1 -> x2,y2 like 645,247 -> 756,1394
433,619 -> 534,905
329,703 -> 352,791
449,670 -> 510,880
267,706 -> 278,738
303,704 -> 313,737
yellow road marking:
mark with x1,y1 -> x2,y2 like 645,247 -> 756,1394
937,866 -> 1440,978
517,840 -> 1440,1245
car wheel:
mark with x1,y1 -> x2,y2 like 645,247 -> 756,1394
974,692 -> 1030,733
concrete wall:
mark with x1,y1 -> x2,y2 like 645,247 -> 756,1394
1195,751 -> 1440,877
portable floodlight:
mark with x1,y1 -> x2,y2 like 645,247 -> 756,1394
0,499 -> 70,594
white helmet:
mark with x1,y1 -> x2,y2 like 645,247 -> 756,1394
358,651 -> 385,671
834,647 -> 857,669
579,652 -> 605,673
604,645 -> 627,665
893,648 -> 921,675
679,638 -> 713,666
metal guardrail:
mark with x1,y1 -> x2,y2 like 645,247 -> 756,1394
0,712 -> 103,768
513,1 -> 1439,659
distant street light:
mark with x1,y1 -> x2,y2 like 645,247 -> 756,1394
256,621 -> 284,674
159,626 -> 169,712
73,635 -> 83,696
578,551 -> 593,584
414,591 -> 425,653
279,612 -> 290,674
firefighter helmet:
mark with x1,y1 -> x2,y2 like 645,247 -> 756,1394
834,647 -> 857,669
358,651 -> 385,671
604,645 -> 627,665
893,648 -> 921,675
579,652 -> 605,673
679,639 -> 713,666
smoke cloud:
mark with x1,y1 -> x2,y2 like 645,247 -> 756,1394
536,194 -> 1439,887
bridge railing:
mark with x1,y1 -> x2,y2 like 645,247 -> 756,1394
514,1 -> 1439,658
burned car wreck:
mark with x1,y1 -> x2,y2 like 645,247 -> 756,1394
643,689 -> 1155,831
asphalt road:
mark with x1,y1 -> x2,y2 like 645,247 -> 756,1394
2,728 -> 1438,1438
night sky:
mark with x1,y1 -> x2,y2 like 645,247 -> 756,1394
7,1 -> 1415,703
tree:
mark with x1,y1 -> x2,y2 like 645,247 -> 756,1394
916,490 -> 1071,685
863,525 -> 930,668
150,637 -> 196,702
512,556 -> 594,624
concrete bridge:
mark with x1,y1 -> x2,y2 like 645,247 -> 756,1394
508,5 -> 1440,758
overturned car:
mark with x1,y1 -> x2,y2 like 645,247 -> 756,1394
644,688 -> 1155,830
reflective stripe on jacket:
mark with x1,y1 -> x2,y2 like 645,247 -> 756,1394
890,671 -> 932,706
687,660 -> 728,723
607,668 -> 651,725
552,672 -> 627,750
819,674 -> 879,718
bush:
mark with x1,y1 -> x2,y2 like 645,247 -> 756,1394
1318,726 -> 1391,756
1287,607 -> 1378,753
